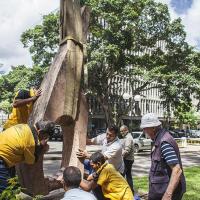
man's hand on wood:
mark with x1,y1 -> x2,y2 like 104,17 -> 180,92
76,149 -> 90,159
32,89 -> 42,101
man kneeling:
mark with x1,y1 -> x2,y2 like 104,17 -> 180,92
80,152 -> 133,200
61,166 -> 97,200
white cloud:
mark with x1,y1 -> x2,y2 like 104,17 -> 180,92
0,0 -> 59,72
157,0 -> 200,49
180,0 -> 200,48
1,0 -> 200,73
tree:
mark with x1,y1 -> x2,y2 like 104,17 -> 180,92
174,102 -> 200,128
19,0 -> 200,127
85,0 -> 200,126
0,100 -> 11,114
21,12 -> 59,68
0,65 -> 46,113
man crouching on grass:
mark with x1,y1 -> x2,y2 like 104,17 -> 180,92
80,152 -> 134,200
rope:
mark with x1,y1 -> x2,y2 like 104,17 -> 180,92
60,36 -> 84,48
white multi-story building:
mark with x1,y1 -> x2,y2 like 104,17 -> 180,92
88,76 -> 167,130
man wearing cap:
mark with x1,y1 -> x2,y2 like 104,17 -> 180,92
140,113 -> 186,200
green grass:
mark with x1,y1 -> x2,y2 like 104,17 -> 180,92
134,166 -> 200,200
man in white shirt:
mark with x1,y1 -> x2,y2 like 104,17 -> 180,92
77,125 -> 124,174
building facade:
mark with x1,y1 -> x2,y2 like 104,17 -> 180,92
88,77 -> 168,131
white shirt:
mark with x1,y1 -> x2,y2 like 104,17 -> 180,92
91,133 -> 124,174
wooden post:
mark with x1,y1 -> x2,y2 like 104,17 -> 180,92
16,0 -> 90,196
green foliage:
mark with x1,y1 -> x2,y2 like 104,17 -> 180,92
85,0 -> 200,125
0,65 -> 46,113
174,102 -> 200,128
0,100 -> 11,113
21,12 -> 59,68
13,0 -> 200,126
0,177 -> 21,200
134,166 -> 200,200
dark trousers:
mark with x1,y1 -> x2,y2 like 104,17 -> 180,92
172,193 -> 183,200
93,185 -> 106,200
0,159 -> 13,193
124,159 -> 134,193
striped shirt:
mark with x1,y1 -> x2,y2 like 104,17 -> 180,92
161,142 -> 179,165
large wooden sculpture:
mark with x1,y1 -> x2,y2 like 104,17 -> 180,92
16,0 -> 90,196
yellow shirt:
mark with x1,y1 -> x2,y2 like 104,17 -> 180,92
0,124 -> 36,167
3,89 -> 35,130
97,163 -> 133,200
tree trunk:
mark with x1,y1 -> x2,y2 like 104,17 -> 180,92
97,96 -> 114,126
16,0 -> 90,196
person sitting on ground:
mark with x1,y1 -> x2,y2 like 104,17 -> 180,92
61,166 -> 97,200
0,120 -> 56,193
3,87 -> 42,130
80,152 -> 133,200
77,125 -> 124,175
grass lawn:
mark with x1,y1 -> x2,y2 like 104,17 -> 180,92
134,166 -> 200,200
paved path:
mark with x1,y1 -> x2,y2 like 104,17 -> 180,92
133,146 -> 200,177
44,142 -> 200,177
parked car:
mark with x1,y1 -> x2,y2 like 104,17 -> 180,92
190,130 -> 200,138
169,131 -> 182,139
49,125 -> 62,141
131,132 -> 152,153
169,129 -> 200,138
196,131 -> 200,138
169,129 -> 187,138
88,128 -> 106,138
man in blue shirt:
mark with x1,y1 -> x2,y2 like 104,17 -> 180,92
140,113 -> 186,200
61,166 -> 97,200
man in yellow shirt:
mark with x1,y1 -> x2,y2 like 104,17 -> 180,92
0,120 -> 56,193
80,152 -> 133,200
3,88 -> 42,130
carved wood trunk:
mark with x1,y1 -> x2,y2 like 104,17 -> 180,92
16,0 -> 89,196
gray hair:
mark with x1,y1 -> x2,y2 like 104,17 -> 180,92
120,125 -> 129,130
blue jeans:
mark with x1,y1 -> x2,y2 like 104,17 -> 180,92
0,159 -> 12,193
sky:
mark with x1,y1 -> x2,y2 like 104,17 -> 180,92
0,0 -> 200,72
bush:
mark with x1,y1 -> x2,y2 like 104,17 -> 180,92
0,177 -> 21,200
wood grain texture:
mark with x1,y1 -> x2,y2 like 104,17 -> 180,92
16,0 -> 89,196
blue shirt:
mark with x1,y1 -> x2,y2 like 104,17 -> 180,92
161,142 -> 179,165
84,159 -> 94,174
61,188 -> 97,200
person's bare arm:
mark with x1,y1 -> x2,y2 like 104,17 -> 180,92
13,89 -> 42,107
80,179 -> 97,192
162,164 -> 182,200
86,137 -> 95,145
13,98 -> 36,107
